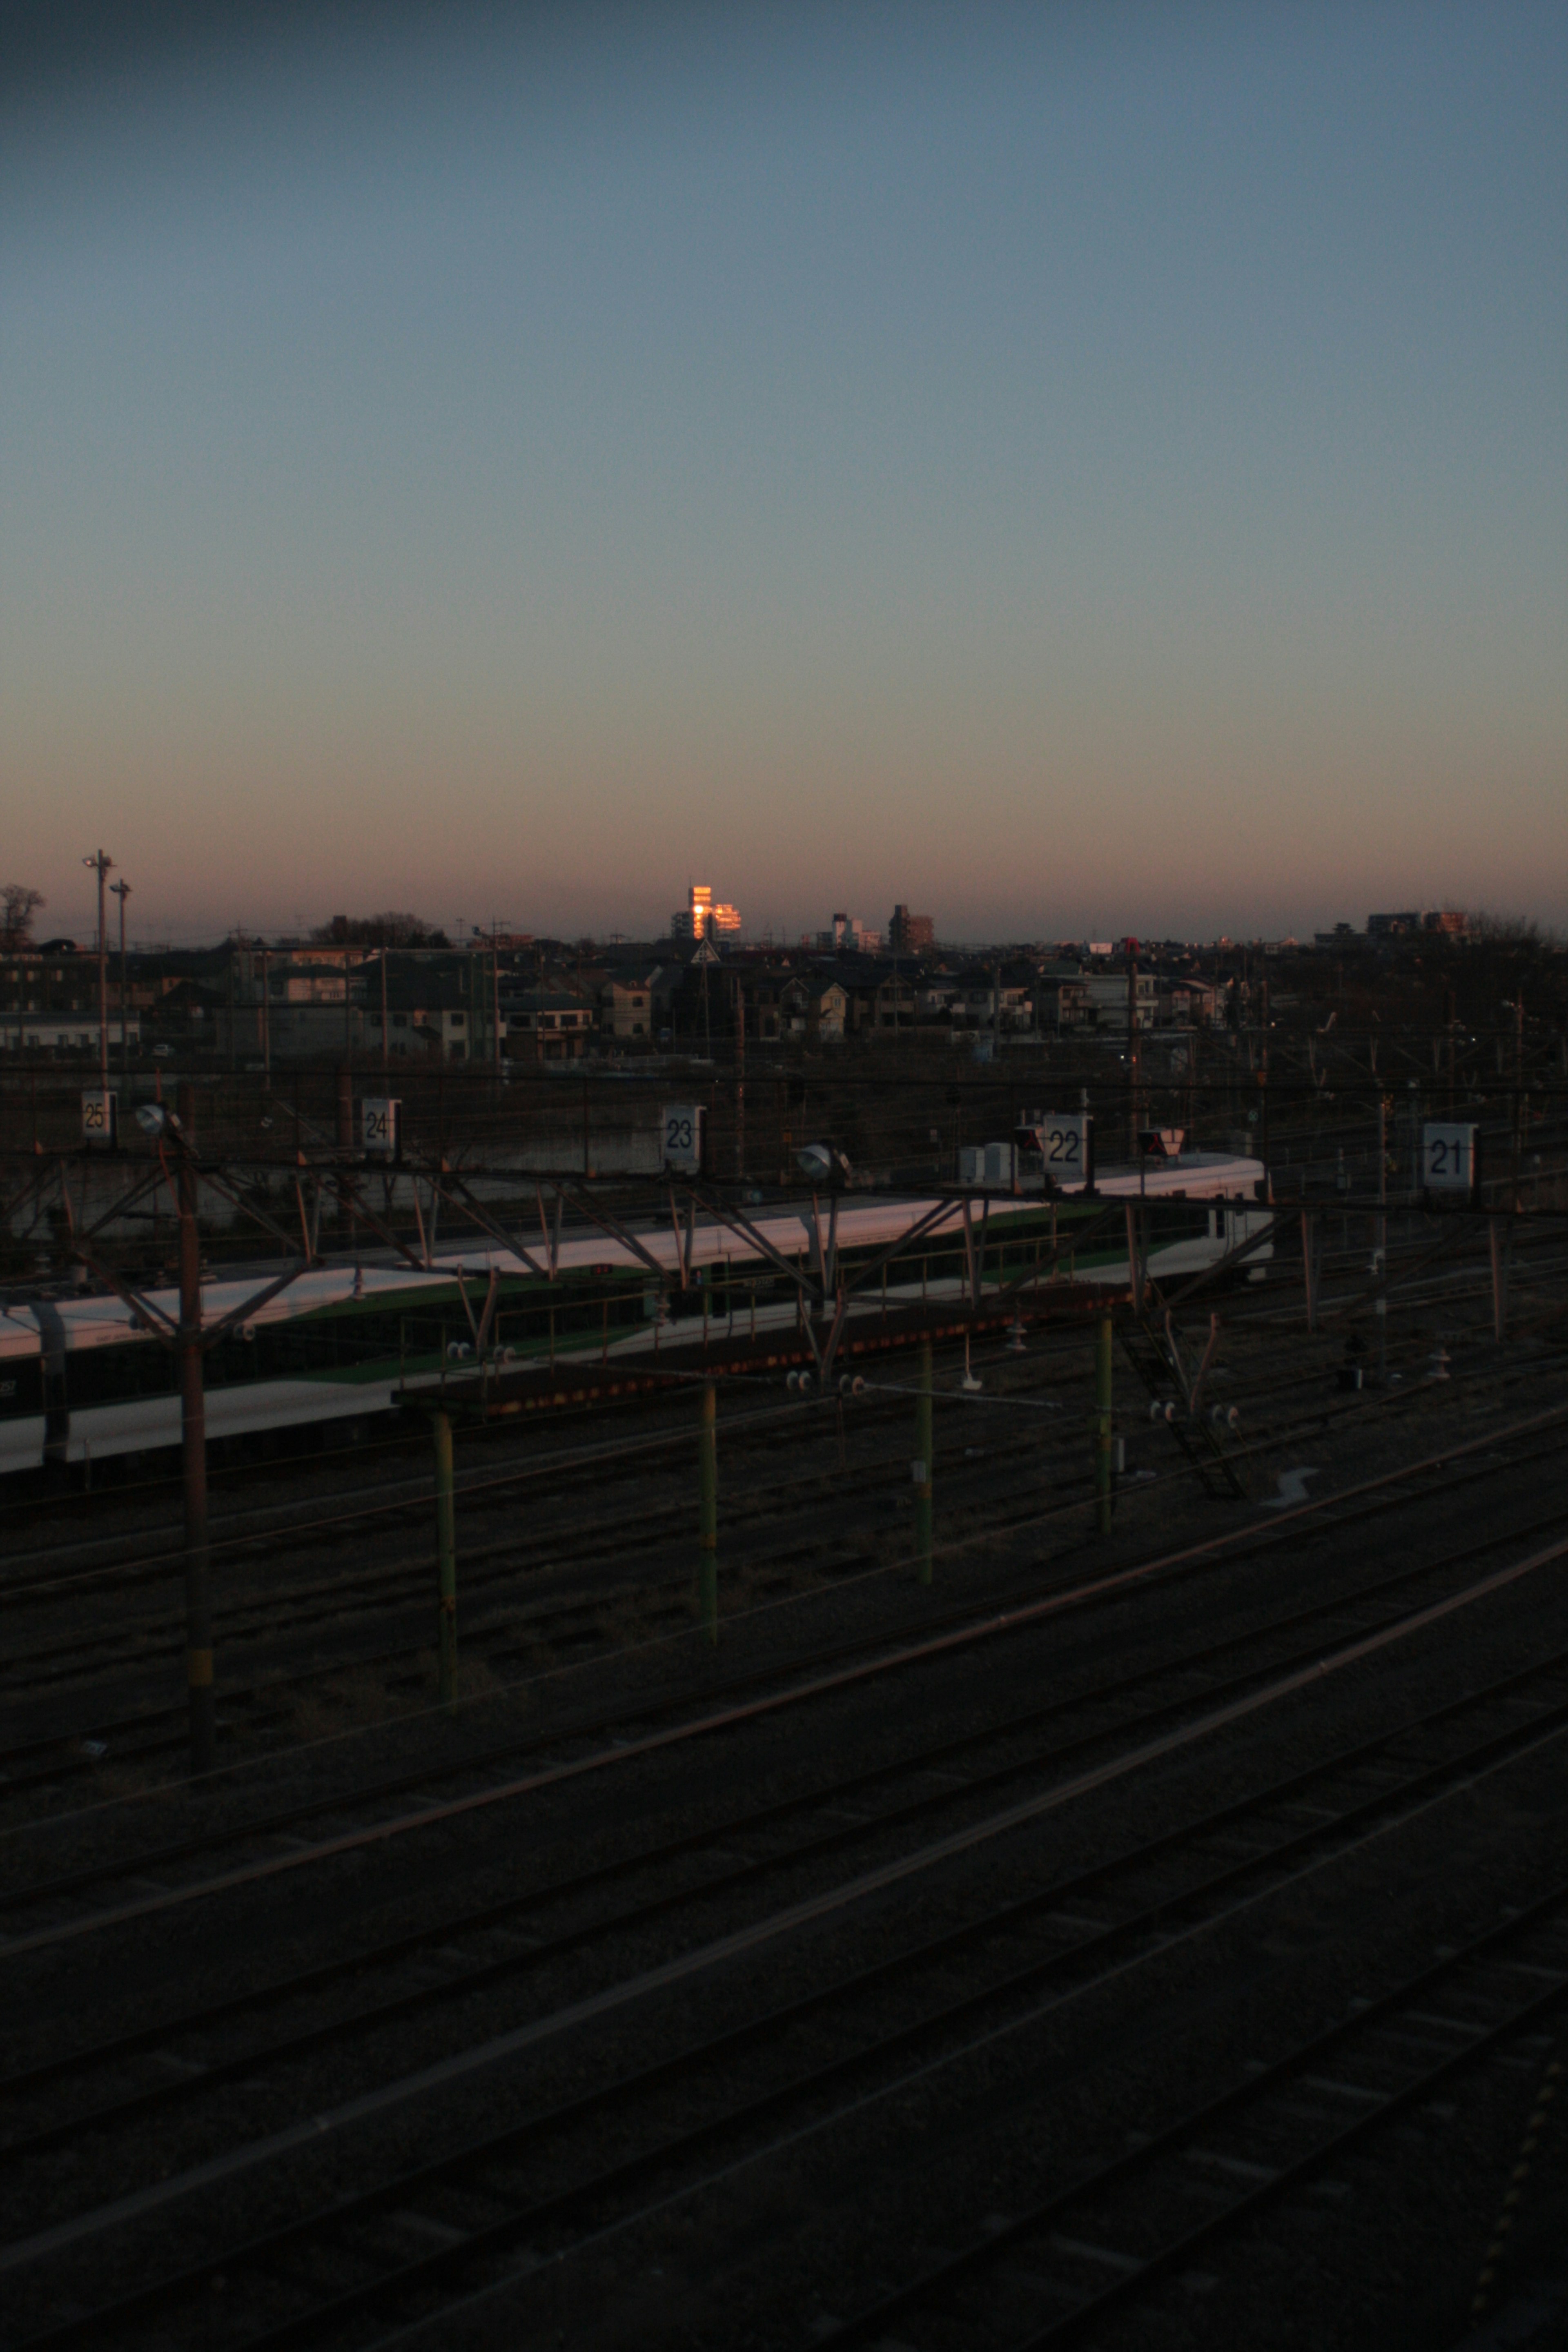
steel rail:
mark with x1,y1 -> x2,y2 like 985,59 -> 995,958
815,1898 -> 1568,2350
11,1642 -> 1567,2350
265,1726 -> 1568,2352
6,1327 -> 1564,1744
10,1370 -> 1557,1808
3,1399 -> 1565,1919
9,1503 -> 1564,2161
2,1517 -> 1564,2300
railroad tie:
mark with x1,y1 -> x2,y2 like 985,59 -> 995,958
1468,2050 -> 1561,2319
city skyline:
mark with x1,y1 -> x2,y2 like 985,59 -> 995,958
4,2 -> 1565,945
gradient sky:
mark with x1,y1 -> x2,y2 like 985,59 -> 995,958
4,0 -> 1565,946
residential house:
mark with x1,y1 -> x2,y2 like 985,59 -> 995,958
782,977 -> 847,1041
600,968 -> 664,1043
1081,972 -> 1157,1031
504,991 -> 593,1062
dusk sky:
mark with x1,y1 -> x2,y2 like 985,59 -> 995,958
4,1 -> 1564,947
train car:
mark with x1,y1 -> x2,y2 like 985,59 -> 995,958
0,1153 -> 1268,1476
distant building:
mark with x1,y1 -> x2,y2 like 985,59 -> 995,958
503,991 -> 593,1061
599,967 -> 670,1042
670,883 -> 741,941
1357,910 -> 1466,944
1,1018 -> 140,1054
1081,972 -> 1157,1030
889,905 -> 935,952
781,978 -> 847,1040
816,913 -> 881,952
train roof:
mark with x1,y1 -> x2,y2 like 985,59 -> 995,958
0,1155 -> 1265,1356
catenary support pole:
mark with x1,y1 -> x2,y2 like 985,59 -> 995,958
1489,1218 -> 1509,1343
176,1084 -> 216,1775
111,877 -> 131,1086
1095,1310 -> 1114,1537
432,1408 -> 458,1703
914,1337 -> 933,1585
697,1380 -> 718,1640
1301,1208 -> 1317,1334
337,1065 -> 355,1244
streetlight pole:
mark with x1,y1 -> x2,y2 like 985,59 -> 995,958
110,878 -> 131,1084
82,850 -> 114,1101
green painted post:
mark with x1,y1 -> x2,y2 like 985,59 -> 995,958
1094,1312 -> 1114,1536
914,1337 -> 933,1584
697,1380 -> 719,1642
433,1408 -> 458,1704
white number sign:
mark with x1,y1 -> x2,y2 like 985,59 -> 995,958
81,1089 -> 116,1147
1423,1122 -> 1475,1195
662,1104 -> 703,1174
361,1097 -> 399,1156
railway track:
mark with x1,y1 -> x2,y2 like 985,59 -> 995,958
6,1212 -> 1561,1585
5,1397 -> 1567,1927
2,1382 -> 1566,1822
3,1505 -> 1566,2158
812,1890 -> 1568,2351
2,1377 -> 1565,1829
2,1303 -> 1559,1675
2,1523 -> 1563,2348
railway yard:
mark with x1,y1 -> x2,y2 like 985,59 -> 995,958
0,1194 -> 1566,2352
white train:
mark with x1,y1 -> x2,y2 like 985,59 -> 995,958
0,1154 -> 1269,1476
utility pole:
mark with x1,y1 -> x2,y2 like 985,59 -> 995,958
1095,1312 -> 1114,1535
432,1408 -> 458,1702
110,877 -> 131,1084
1259,974 -> 1270,1176
734,975 -> 746,1181
1513,996 -> 1525,1209
176,1084 -> 216,1774
380,945 -> 391,1096
914,1339 -> 933,1585
1187,1013 -> 1198,1147
697,1381 -> 719,1640
1126,950 -> 1140,1162
82,849 -> 114,1100
261,944 -> 272,1089
1375,1091 -> 1388,1386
